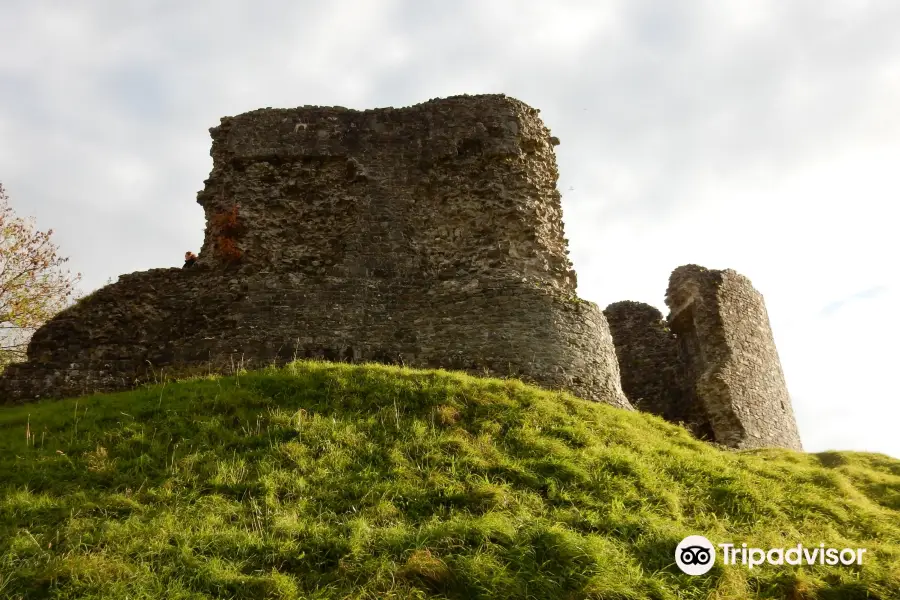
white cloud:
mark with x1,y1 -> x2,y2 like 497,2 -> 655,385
1,0 -> 898,457
779,284 -> 899,455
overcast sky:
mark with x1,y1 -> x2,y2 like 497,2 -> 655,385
2,0 -> 898,458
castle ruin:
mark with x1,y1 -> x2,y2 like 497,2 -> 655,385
604,266 -> 803,451
0,94 -> 803,451
0,94 -> 630,411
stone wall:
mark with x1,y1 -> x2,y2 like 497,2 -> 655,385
0,94 -> 631,411
603,301 -> 714,440
605,266 -> 803,451
665,265 -> 803,451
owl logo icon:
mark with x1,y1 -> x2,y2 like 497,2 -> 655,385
676,535 -> 716,575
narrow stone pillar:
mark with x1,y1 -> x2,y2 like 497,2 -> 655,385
665,265 -> 803,450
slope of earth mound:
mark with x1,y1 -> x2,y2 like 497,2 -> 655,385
1,361 -> 898,599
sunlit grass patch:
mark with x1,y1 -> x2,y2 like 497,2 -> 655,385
0,360 -> 898,599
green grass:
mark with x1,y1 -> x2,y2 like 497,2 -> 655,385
1,361 -> 898,599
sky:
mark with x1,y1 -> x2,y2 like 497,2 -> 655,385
1,0 -> 898,458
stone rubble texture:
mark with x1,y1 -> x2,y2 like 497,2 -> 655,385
0,94 -> 804,451
603,301 -> 715,441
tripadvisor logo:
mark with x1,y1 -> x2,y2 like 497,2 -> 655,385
676,535 -> 716,575
675,535 -> 869,574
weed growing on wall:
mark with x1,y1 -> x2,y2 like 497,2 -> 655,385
211,203 -> 244,263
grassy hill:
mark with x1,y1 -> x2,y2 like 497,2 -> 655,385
1,361 -> 898,599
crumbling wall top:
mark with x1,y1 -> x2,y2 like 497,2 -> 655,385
208,94 -> 552,162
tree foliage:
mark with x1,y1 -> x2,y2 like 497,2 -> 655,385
0,182 -> 81,367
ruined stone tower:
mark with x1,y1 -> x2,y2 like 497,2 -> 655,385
0,94 -> 804,452
0,94 -> 631,411
605,265 -> 803,451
